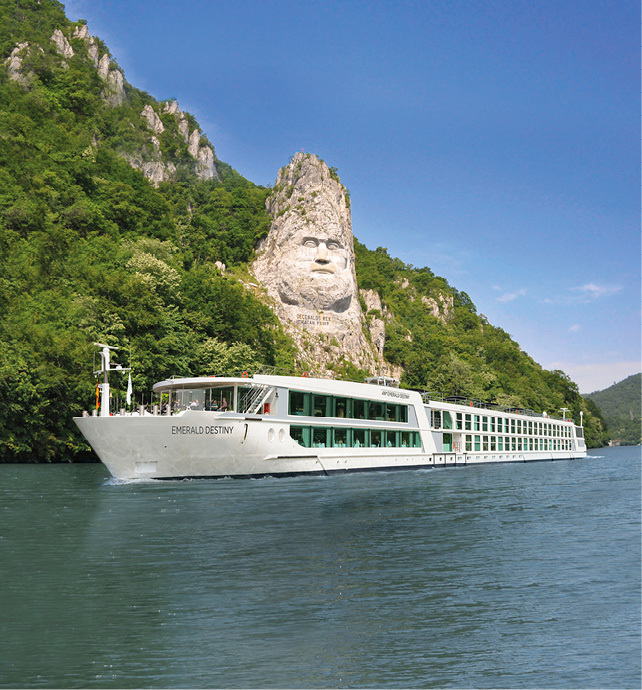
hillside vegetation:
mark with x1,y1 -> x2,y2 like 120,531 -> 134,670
0,0 -> 607,461
586,374 -> 641,446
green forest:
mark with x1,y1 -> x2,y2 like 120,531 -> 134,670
0,0 -> 608,462
586,374 -> 641,446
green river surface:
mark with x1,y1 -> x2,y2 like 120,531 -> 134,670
0,446 -> 639,689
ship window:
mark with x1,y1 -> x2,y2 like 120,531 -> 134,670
498,437 -> 503,451
497,418 -> 503,433
490,417 -> 496,433
312,427 -> 329,447
465,435 -> 472,451
465,414 -> 472,431
511,437 -> 516,451
474,435 -> 481,451
432,410 -> 442,429
442,412 -> 453,430
289,391 -> 308,416
510,419 -> 516,434
482,416 -> 488,432
400,431 -> 409,447
333,428 -> 348,447
369,401 -> 386,421
370,429 -> 383,447
490,437 -> 496,451
474,415 -> 480,431
290,425 -> 310,447
353,399 -> 367,420
456,413 -> 463,430
386,403 -> 404,423
313,395 -> 328,417
334,397 -> 350,418
352,428 -> 366,447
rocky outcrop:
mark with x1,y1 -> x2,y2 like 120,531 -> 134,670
422,294 -> 454,323
4,42 -> 38,85
142,104 -> 164,134
187,129 -> 217,180
97,53 -> 125,106
360,288 -> 390,356
51,29 -> 74,59
73,24 -> 99,66
252,153 -> 396,376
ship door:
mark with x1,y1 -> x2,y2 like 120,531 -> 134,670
443,433 -> 453,452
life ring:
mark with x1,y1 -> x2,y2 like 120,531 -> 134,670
241,371 -> 248,378
302,371 -> 308,378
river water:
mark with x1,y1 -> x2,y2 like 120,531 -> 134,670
0,446 -> 639,689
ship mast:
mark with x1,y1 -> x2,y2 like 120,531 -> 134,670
94,343 -> 130,417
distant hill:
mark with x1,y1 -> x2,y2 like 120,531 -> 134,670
586,374 -> 641,446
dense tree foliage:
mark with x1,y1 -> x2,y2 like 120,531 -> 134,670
586,374 -> 640,446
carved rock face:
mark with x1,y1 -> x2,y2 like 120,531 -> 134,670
254,153 -> 358,316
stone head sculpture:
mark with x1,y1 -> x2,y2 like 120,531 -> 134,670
254,153 -> 357,314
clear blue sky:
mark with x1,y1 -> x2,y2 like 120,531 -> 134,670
64,0 -> 640,394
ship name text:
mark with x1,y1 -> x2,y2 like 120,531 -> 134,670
171,425 -> 235,435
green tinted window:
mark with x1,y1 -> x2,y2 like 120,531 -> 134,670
369,401 -> 386,421
352,428 -> 366,447
333,427 -> 348,447
312,427 -> 328,447
313,395 -> 327,417
353,399 -> 366,420
290,425 -> 310,447
289,391 -> 308,416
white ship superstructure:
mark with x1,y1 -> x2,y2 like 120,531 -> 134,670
74,367 -> 587,480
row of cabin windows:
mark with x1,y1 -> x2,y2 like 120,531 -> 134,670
432,411 -> 572,438
289,391 -> 408,423
291,426 -> 421,449
463,435 -> 573,452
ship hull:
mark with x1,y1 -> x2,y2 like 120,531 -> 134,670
74,412 -> 586,481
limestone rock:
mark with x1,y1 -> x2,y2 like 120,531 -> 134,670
187,129 -> 217,180
163,102 -> 190,142
187,129 -> 202,158
123,151 -> 176,186
5,43 -> 31,84
142,105 -> 165,134
163,100 -> 181,116
51,29 -> 74,59
97,53 -> 125,106
421,293 -> 454,323
72,24 -> 99,66
253,153 -> 395,376
360,288 -> 390,356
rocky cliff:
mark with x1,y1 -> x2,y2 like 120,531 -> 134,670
252,153 -> 399,377
4,21 -> 219,186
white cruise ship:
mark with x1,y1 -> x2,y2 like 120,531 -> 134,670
74,350 -> 587,480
